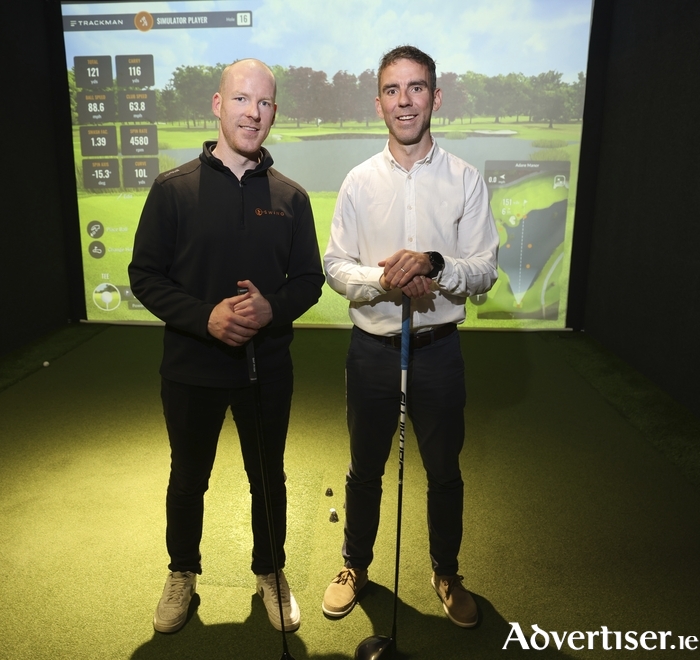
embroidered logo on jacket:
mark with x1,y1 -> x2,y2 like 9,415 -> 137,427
255,208 -> 286,217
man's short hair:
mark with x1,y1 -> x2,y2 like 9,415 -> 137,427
377,45 -> 437,94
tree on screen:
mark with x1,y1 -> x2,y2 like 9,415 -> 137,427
530,71 -> 567,128
282,66 -> 330,127
331,71 -> 358,128
357,69 -> 378,127
503,73 -> 531,123
271,64 -> 289,120
68,69 -> 79,124
460,71 -> 488,124
567,72 -> 587,121
485,74 -> 510,123
157,84 -> 178,124
435,72 -> 468,125
144,63 -> 583,130
171,64 -> 223,129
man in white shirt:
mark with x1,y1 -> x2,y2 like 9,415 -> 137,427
322,45 -> 499,628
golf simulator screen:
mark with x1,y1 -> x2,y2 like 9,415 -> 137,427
60,0 -> 594,328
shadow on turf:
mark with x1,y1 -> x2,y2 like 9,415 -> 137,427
352,581 -> 572,659
131,594 -> 349,660
131,582 -> 571,659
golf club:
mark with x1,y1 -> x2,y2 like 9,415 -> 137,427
354,293 -> 411,660
239,287 -> 296,660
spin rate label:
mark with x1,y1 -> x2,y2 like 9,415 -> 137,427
120,125 -> 158,155
116,54 -> 155,87
80,126 -> 118,156
74,55 -> 113,88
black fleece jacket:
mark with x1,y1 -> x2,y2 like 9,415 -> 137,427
128,141 -> 324,387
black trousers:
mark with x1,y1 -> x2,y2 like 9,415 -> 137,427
343,326 -> 466,576
160,373 -> 293,575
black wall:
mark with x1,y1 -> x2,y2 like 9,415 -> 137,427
2,0 -> 82,356
3,0 -> 699,418
582,0 -> 700,418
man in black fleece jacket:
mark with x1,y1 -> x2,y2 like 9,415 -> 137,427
129,58 -> 323,635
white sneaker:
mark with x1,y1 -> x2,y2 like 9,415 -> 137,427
255,570 -> 300,632
153,571 -> 197,633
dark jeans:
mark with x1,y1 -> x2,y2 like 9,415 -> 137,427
343,326 -> 466,576
160,374 -> 293,575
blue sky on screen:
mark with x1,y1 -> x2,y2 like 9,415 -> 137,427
62,0 -> 593,88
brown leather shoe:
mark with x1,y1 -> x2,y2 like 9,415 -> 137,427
431,573 -> 478,628
322,567 -> 368,618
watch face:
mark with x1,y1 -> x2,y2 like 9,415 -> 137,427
427,252 -> 444,278
433,252 -> 445,269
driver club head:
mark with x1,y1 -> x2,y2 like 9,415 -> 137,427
354,635 -> 394,659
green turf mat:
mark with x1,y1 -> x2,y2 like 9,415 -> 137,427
0,327 -> 698,659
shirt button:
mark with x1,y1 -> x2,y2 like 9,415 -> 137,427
408,237 -> 414,243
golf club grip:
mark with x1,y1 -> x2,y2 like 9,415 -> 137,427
245,342 -> 257,383
401,295 -> 410,370
237,287 -> 258,383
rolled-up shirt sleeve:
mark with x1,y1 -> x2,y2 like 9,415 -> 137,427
437,170 -> 499,298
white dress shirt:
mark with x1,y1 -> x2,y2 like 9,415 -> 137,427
324,139 -> 499,336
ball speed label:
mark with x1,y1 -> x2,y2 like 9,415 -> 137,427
77,91 -> 116,123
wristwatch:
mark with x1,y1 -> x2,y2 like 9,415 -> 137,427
424,251 -> 445,279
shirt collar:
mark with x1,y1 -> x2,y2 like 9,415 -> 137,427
202,141 -> 274,178
383,137 -> 438,173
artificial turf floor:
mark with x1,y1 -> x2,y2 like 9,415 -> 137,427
1,326 -> 698,659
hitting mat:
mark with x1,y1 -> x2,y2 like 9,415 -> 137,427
0,326 -> 698,659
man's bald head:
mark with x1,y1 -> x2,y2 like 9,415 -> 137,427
219,58 -> 277,100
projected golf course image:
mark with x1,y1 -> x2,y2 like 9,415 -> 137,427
62,0 -> 591,329
76,129 -> 580,329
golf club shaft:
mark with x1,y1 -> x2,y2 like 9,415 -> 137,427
392,293 -> 410,641
351,295 -> 411,659
239,287 -> 293,658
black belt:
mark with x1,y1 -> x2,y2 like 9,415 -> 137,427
357,323 -> 457,349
